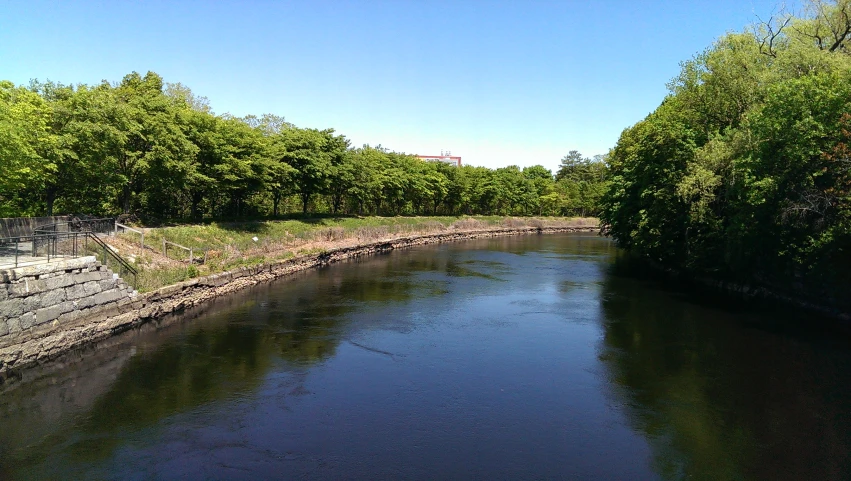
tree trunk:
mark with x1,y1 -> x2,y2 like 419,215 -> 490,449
301,193 -> 310,215
191,191 -> 203,221
45,186 -> 57,216
272,191 -> 281,217
332,194 -> 342,214
122,184 -> 131,214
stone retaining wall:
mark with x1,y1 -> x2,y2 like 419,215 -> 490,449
0,226 -> 596,382
0,257 -> 136,353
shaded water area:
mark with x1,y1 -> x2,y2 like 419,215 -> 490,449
1,234 -> 850,480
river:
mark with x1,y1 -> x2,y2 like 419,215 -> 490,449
0,233 -> 849,480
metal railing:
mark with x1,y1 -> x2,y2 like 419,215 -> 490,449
1,232 -> 84,268
115,222 -> 145,249
1,219 -> 137,289
86,231 -> 137,288
161,238 -> 207,264
33,217 -> 114,236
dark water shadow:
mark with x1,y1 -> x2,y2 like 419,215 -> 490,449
597,259 -> 851,481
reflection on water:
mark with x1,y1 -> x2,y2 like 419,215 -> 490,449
599,266 -> 851,481
0,234 -> 849,480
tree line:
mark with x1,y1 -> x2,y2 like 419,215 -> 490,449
601,0 -> 851,305
0,72 -> 607,222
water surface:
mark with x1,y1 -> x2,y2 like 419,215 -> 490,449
1,234 -> 849,480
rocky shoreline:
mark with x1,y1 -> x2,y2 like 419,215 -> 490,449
0,226 -> 597,383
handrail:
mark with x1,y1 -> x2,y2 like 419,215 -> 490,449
115,222 -> 145,249
34,218 -> 114,236
1,229 -> 137,289
1,231 -> 87,267
160,238 -> 207,264
86,231 -> 137,288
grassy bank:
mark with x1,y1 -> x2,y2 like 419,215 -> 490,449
111,216 -> 597,292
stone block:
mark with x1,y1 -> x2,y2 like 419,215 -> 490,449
65,284 -> 86,300
88,289 -> 127,308
34,305 -> 64,325
7,281 -> 29,297
98,279 -> 117,291
151,284 -> 180,301
45,275 -> 75,290
58,300 -> 76,315
8,278 -> 47,298
23,294 -> 42,312
116,296 -> 136,309
56,308 -> 84,325
7,257 -> 93,281
19,312 -> 34,330
39,288 -> 66,308
0,319 -> 7,337
0,285 -> 7,301
76,295 -> 96,310
82,281 -> 101,296
92,302 -> 122,321
0,297 -> 25,318
75,271 -> 102,283
204,273 -> 230,287
7,316 -> 21,333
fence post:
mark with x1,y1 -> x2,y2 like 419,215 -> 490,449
140,231 -> 144,250
162,238 -> 167,257
189,248 -> 193,264
15,238 -> 19,267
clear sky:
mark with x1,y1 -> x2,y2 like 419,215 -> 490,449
1,0 -> 786,172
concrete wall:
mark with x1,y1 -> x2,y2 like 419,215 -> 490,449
0,216 -> 70,238
0,257 -> 136,347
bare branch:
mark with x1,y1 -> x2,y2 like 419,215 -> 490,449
754,14 -> 792,57
827,6 -> 851,51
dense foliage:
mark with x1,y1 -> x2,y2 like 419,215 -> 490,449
0,73 -> 607,221
601,0 -> 851,303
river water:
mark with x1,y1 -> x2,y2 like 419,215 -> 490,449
1,234 -> 849,480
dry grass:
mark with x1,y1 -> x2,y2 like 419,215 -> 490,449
450,218 -> 488,230
108,216 -> 595,292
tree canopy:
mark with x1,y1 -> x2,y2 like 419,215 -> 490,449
0,72 -> 606,221
601,0 -> 851,307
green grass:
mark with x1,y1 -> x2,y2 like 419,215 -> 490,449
135,264 -> 199,293
127,216 -> 594,292
143,216 -> 590,250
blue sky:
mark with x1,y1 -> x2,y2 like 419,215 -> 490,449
1,0 -> 786,171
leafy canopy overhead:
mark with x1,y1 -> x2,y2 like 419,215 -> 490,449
600,0 -> 851,307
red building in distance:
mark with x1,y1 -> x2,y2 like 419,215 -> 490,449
416,151 -> 461,167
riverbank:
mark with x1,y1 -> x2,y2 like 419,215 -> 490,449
0,223 -> 598,383
116,216 -> 596,292
615,255 -> 851,325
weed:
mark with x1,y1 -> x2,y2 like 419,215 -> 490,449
128,216 -> 594,292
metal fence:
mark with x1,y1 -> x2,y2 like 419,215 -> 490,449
0,220 -> 137,288
1,232 -> 86,267
33,217 -> 114,236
